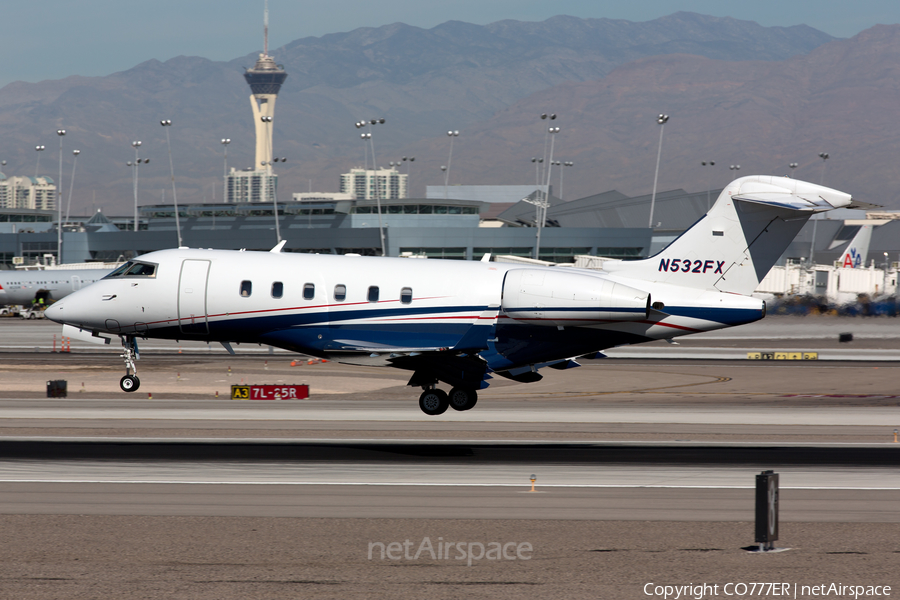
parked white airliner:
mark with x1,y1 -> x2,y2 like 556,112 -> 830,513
46,176 -> 861,415
0,268 -> 111,307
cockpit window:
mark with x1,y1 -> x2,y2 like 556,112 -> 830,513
104,261 -> 157,279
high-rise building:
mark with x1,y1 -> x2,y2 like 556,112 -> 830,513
340,168 -> 408,200
0,174 -> 56,210
225,1 -> 287,203
225,168 -> 278,204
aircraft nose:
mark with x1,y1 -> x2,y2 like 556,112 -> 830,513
44,300 -> 65,324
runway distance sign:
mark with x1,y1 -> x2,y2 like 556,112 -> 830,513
231,384 -> 309,400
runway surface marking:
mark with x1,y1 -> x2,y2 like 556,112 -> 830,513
1,405 -> 896,424
2,461 -> 896,489
488,371 -> 732,398
2,480 -> 899,490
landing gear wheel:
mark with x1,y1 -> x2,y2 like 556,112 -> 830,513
418,389 -> 449,416
448,387 -> 478,411
120,375 -> 140,393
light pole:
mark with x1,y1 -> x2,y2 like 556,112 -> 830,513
701,160 -> 715,209
402,156 -> 414,196
34,145 -> 45,179
221,138 -> 231,203
789,162 -> 798,178
818,152 -> 829,185
356,121 -> 370,170
130,141 -> 144,233
538,113 -> 556,200
532,126 -> 560,259
729,164 -> 741,176
56,130 -> 66,262
530,157 -> 543,227
648,114 -> 668,229
258,157 -> 284,244
444,130 -> 459,200
554,160 -> 573,202
355,119 -> 386,255
65,150 -> 80,228
160,119 -> 183,248
809,155 -> 826,265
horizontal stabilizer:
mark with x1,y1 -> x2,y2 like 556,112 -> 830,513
731,178 -> 853,212
847,199 -> 881,210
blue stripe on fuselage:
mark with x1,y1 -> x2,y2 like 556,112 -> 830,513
662,306 -> 762,326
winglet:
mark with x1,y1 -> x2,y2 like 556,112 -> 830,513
270,240 -> 287,253
480,253 -> 492,262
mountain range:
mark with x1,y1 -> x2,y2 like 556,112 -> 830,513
7,12 -> 900,213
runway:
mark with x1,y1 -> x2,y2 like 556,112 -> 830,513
0,438 -> 897,521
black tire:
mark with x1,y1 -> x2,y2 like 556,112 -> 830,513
120,375 -> 140,393
448,387 -> 478,411
418,389 -> 449,416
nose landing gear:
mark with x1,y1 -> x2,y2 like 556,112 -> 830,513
119,335 -> 140,392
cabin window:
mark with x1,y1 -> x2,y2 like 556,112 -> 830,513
400,287 -> 413,304
240,280 -> 252,297
272,282 -> 283,299
303,283 -> 315,300
334,284 -> 347,301
367,286 -> 380,302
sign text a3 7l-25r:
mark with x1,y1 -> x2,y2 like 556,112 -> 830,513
231,384 -> 309,400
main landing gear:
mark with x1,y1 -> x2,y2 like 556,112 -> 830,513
119,335 -> 140,392
418,386 -> 478,415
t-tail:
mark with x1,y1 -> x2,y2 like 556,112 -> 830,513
604,176 -> 858,295
840,223 -> 873,269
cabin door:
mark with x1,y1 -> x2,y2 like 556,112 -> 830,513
178,259 -> 210,335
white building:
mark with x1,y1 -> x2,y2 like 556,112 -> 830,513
225,168 -> 278,203
0,174 -> 56,210
340,168 -> 408,200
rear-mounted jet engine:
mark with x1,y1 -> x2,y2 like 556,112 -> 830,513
500,269 -> 650,327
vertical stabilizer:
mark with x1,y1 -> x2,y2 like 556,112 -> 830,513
603,176 -> 855,295
840,224 -> 873,268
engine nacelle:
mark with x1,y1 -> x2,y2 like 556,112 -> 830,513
501,269 -> 650,326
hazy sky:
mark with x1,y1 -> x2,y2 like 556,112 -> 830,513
4,0 -> 900,88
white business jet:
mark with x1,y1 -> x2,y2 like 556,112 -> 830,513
45,176 -> 861,415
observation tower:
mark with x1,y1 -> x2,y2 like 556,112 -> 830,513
244,0 -> 287,175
